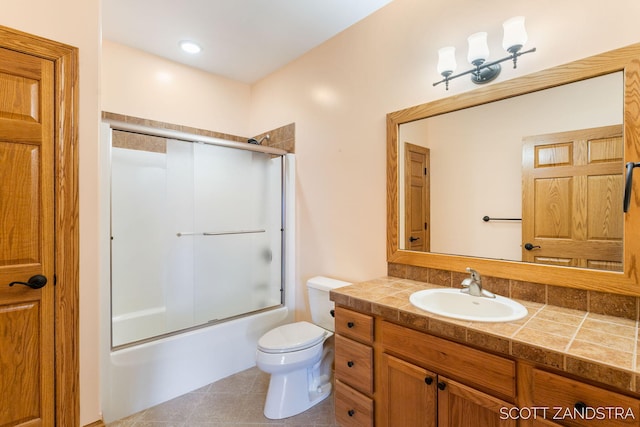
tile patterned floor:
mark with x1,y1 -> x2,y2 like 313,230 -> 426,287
106,367 -> 339,426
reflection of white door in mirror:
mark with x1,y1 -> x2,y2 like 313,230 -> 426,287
522,125 -> 623,271
403,143 -> 430,252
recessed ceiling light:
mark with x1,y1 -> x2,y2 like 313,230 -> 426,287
180,41 -> 201,54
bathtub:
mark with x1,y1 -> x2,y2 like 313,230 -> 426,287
111,306 -> 167,347
100,306 -> 293,423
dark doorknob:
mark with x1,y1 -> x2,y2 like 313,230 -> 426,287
409,236 -> 420,242
9,274 -> 48,289
524,243 -> 541,251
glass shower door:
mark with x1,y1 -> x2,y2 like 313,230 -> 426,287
110,133 -> 284,348
191,142 -> 283,324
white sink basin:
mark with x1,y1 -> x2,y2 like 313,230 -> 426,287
409,288 -> 528,322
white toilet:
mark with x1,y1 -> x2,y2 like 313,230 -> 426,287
256,276 -> 350,419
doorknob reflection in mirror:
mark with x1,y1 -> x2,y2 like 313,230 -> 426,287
409,236 -> 420,242
9,274 -> 48,289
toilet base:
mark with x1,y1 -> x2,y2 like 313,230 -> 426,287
263,368 -> 332,419
261,344 -> 334,419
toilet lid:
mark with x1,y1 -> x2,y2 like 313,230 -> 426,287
258,321 -> 327,353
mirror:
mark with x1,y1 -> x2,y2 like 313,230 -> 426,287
387,43 -> 640,295
398,72 -> 623,270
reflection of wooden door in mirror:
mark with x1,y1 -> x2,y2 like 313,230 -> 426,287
522,125 -> 623,271
404,143 -> 430,251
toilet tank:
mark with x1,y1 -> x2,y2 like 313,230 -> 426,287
307,276 -> 351,332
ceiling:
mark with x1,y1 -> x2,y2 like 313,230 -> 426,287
102,0 -> 394,84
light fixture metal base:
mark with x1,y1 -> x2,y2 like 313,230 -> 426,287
470,63 -> 501,85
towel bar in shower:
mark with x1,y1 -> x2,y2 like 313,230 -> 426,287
176,229 -> 266,237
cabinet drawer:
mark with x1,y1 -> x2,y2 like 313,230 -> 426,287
530,369 -> 640,426
381,320 -> 516,400
335,306 -> 374,344
335,379 -> 374,427
335,335 -> 374,394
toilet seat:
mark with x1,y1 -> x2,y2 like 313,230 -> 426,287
258,321 -> 327,353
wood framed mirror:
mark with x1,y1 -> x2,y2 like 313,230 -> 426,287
387,43 -> 640,296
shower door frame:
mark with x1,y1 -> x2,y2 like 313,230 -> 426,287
105,120 -> 289,349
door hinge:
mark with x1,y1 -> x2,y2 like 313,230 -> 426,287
424,222 -> 428,230
424,167 -> 428,175
54,274 -> 57,286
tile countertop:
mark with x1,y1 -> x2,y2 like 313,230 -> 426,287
329,276 -> 640,394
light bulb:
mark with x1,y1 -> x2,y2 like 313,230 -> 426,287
180,40 -> 201,54
437,46 -> 457,76
467,32 -> 489,65
503,16 -> 528,53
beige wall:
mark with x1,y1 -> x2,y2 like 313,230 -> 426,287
3,0 -> 102,424
102,40 -> 251,136
249,0 -> 640,318
5,0 -> 640,424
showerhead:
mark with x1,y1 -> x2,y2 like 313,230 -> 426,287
248,134 -> 270,145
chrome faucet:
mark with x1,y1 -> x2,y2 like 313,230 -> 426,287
461,268 -> 495,298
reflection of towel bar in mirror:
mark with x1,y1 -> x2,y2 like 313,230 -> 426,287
482,216 -> 521,222
176,229 -> 266,237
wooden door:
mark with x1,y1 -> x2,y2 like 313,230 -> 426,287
404,143 -> 430,251
522,125 -> 623,271
0,45 -> 56,426
437,377 -> 517,427
379,353 -> 437,427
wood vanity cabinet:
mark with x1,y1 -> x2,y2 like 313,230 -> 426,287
378,320 -> 517,427
333,305 -> 640,427
334,307 -> 375,427
518,365 -> 640,427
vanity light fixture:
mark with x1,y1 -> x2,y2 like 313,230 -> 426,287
179,40 -> 202,54
434,16 -> 536,90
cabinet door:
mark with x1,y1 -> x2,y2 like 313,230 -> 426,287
379,353 -> 437,427
437,377 -> 517,427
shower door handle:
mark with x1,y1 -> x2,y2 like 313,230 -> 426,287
9,274 -> 48,289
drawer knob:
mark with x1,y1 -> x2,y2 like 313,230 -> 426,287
347,360 -> 355,368
437,381 -> 446,391
574,401 -> 588,414
424,376 -> 433,385
347,321 -> 355,328
348,409 -> 355,417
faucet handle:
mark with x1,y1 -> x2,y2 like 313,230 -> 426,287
466,267 -> 481,281
481,289 -> 496,298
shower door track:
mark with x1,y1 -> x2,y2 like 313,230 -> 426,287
104,119 -> 288,156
